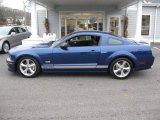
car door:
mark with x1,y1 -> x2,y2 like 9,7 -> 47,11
52,35 -> 101,69
20,27 -> 31,39
8,27 -> 20,47
16,27 -> 26,44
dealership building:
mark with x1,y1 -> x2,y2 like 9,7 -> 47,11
30,0 -> 160,43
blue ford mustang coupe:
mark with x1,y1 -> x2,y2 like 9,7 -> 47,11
6,31 -> 154,79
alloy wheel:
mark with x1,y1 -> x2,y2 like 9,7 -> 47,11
113,60 -> 131,78
3,42 -> 10,53
19,59 -> 37,77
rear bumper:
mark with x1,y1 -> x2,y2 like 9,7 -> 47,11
6,58 -> 16,72
135,56 -> 155,71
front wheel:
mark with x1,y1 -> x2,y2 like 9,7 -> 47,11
109,58 -> 133,79
17,57 -> 40,78
2,42 -> 10,53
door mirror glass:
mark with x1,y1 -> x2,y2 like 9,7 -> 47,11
11,32 -> 16,36
60,42 -> 68,49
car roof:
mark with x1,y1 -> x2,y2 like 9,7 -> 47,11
70,30 -> 122,38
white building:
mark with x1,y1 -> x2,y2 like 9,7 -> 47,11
30,0 -> 160,43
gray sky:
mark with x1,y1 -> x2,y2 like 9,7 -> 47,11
1,0 -> 24,10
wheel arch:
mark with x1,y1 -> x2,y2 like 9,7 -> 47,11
15,54 -> 42,71
107,51 -> 138,69
3,40 -> 10,45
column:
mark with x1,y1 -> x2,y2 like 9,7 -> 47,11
31,0 -> 38,37
135,0 -> 142,42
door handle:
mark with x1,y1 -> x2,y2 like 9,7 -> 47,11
91,50 -> 95,52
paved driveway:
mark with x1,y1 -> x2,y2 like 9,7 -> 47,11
0,48 -> 160,120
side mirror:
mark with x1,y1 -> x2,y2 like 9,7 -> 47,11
60,42 -> 68,50
11,32 -> 16,36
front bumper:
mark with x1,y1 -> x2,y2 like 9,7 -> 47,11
6,57 -> 16,72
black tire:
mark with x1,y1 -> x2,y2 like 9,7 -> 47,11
2,42 -> 10,53
109,58 -> 133,79
17,56 -> 41,78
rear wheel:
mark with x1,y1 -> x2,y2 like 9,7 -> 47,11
2,42 -> 10,53
109,58 -> 133,79
17,57 -> 40,78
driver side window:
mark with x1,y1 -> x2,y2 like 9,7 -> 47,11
61,35 -> 100,47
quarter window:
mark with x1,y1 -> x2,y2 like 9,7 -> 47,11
21,28 -> 26,32
141,15 -> 150,35
108,38 -> 123,45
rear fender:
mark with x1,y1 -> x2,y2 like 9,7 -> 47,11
107,51 -> 138,67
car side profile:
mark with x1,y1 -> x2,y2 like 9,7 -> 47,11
0,26 -> 31,53
6,31 -> 154,79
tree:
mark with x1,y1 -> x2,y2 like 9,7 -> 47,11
0,8 -> 6,25
16,20 -> 21,25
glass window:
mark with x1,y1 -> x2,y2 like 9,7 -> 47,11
17,27 -> 23,33
60,12 -> 104,37
21,28 -> 26,32
9,28 -> 18,34
60,35 -> 100,47
108,38 -> 123,45
141,15 -> 150,35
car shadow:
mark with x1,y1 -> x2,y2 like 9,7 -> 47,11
41,72 -> 109,78
7,70 -> 149,81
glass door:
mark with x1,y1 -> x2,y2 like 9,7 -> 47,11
109,16 -> 120,35
67,18 -> 77,34
60,12 -> 104,37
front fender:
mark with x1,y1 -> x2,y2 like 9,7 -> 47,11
15,51 -> 42,65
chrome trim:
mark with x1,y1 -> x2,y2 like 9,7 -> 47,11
54,66 -> 96,69
42,64 -> 108,69
96,65 -> 108,68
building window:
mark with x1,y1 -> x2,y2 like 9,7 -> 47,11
141,15 -> 150,35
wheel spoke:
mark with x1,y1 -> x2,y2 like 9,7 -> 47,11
29,63 -> 36,67
123,67 -> 130,71
20,63 -> 27,67
114,68 -> 121,73
23,68 -> 28,74
29,68 -> 35,74
116,63 -> 121,68
120,70 -> 125,77
122,61 -> 127,67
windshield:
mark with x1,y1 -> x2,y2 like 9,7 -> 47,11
52,39 -> 63,47
52,33 -> 73,47
0,27 -> 11,35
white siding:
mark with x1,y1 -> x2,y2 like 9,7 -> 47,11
48,9 -> 59,38
127,10 -> 137,38
37,10 -> 46,37
155,7 -> 160,41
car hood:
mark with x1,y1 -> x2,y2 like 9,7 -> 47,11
0,35 -> 9,39
9,43 -> 51,53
